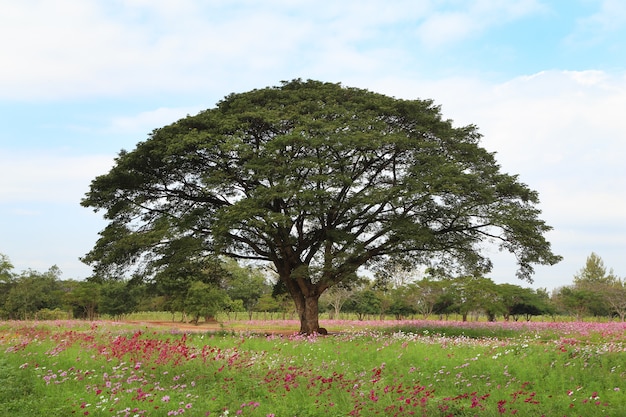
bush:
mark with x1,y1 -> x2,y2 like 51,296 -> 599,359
35,308 -> 70,320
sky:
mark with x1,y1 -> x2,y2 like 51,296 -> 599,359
1,0 -> 625,291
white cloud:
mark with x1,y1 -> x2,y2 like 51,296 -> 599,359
366,69 -> 626,284
415,12 -> 478,46
0,1 -> 338,99
566,70 -> 609,86
0,151 -> 114,203
563,0 -> 626,50
414,0 -> 546,47
109,106 -> 203,135
0,0 -> 550,101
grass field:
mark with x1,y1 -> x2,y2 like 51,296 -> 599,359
1,319 -> 625,416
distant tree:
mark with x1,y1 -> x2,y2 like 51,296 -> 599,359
433,290 -> 458,319
373,287 -> 395,320
64,280 -> 101,320
479,280 -> 506,322
222,298 -> 245,320
255,293 -> 279,312
535,287 -> 554,310
499,285 -> 550,321
0,253 -> 15,318
450,276 -> 501,321
603,279 -> 626,321
344,287 -> 382,320
373,261 -> 421,291
572,253 -> 618,317
321,284 -> 355,320
496,283 -> 549,321
156,255 -> 231,321
275,293 -> 297,319
185,281 -> 230,324
0,253 -> 13,282
574,252 -> 617,288
100,281 -> 139,319
411,278 -> 446,318
4,266 -> 63,319
497,283 -> 525,321
222,259 -> 268,319
387,286 -> 417,320
82,80 -> 561,334
553,286 -> 598,320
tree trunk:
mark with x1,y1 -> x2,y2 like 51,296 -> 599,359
295,294 -> 321,334
283,278 -> 321,334
277,263 -> 325,334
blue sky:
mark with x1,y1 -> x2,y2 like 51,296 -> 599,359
1,0 -> 625,290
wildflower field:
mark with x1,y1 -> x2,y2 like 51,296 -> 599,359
1,319 -> 625,416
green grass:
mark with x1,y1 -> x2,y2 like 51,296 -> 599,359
1,320 -> 625,416
380,323 -> 525,339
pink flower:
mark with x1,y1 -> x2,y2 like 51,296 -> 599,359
162,395 -> 171,402
369,390 -> 378,402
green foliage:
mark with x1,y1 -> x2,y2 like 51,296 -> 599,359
81,80 -> 561,333
443,276 -> 503,321
552,253 -> 624,320
35,308 -> 68,320
410,278 -> 447,318
222,258 -> 269,318
3,266 -> 63,319
344,288 -> 382,319
0,254 -> 13,318
574,252 -> 617,287
156,255 -> 232,318
0,253 -> 14,282
63,280 -> 101,319
554,286 -> 597,319
255,293 -> 278,312
0,250 -> 618,322
498,283 -> 551,321
602,279 -> 626,320
387,293 -> 417,320
185,281 -> 231,323
100,280 -> 140,318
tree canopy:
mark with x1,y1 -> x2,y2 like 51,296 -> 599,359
573,252 -> 617,287
82,79 -> 561,333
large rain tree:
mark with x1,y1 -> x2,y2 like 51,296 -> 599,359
82,79 -> 561,334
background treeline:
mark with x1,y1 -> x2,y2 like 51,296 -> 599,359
1,252 -> 624,322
